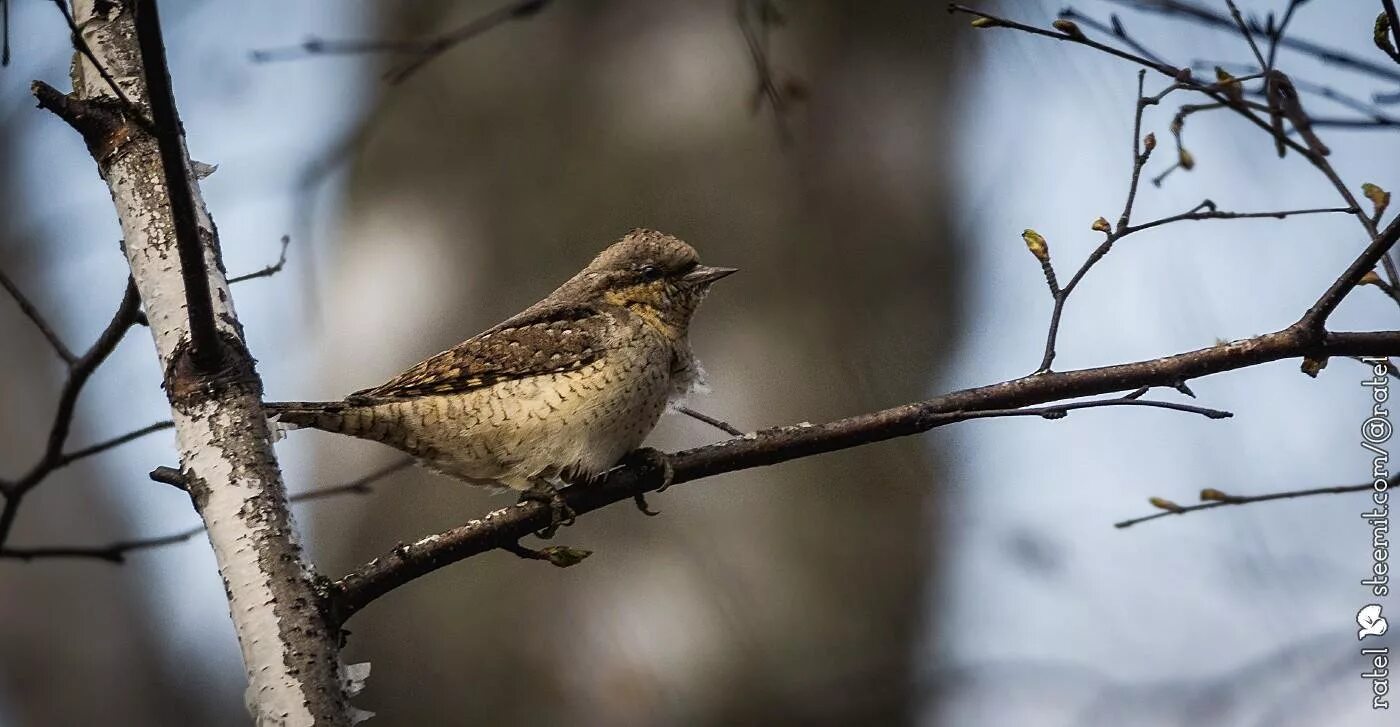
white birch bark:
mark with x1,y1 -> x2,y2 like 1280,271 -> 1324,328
49,2 -> 351,724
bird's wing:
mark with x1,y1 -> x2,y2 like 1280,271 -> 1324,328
349,303 -> 612,401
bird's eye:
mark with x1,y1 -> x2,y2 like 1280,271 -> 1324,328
638,264 -> 662,280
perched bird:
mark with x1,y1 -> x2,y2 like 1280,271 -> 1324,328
267,229 -> 735,530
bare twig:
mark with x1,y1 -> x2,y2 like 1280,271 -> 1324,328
1115,480 -> 1380,529
1264,0 -> 1304,72
952,4 -> 1400,310
227,235 -> 292,284
48,0 -> 142,114
1122,202 -> 1355,235
0,279 -> 142,548
1301,214 -> 1400,332
1104,0 -> 1400,84
0,264 -> 77,364
249,0 -> 554,85
1223,1 -> 1266,71
737,0 -> 799,143
1036,71 -> 1153,373
59,420 -> 173,465
0,458 -> 414,563
1057,9 -> 1166,66
674,405 -> 746,437
954,395 -> 1232,421
1196,61 -> 1399,125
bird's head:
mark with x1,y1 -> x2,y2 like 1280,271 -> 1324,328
567,229 -> 736,338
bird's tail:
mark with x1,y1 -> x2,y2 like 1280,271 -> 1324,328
265,400 -> 355,435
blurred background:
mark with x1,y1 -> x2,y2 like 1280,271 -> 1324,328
0,1 -> 1396,725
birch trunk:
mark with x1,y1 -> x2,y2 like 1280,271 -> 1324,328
36,2 -> 349,724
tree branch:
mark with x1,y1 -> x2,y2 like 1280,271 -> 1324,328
0,263 -> 78,364
1103,0 -> 1400,83
952,4 -> 1400,312
1113,476 -> 1392,529
329,326 -> 1400,621
0,459 -> 413,563
674,405 -> 746,436
248,0 -> 554,85
0,279 -> 141,548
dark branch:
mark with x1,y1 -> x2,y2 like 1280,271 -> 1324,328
674,405 -> 746,436
248,0 -> 554,86
736,0 -> 800,144
132,0 -> 221,371
1301,214 -> 1400,332
0,459 -> 414,563
0,279 -> 142,548
953,4 -> 1400,309
1057,9 -> 1167,67
47,0 -> 143,117
59,420 -> 174,465
1122,202 -> 1355,235
1104,0 -> 1400,83
1223,1 -> 1265,71
0,264 -> 77,364
1264,0 -> 1304,72
330,326 -> 1400,622
227,235 -> 292,284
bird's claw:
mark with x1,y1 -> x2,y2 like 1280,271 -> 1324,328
518,484 -> 576,539
633,493 -> 660,516
625,447 -> 675,492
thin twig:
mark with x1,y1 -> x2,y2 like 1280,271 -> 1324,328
1264,0 -> 1304,72
227,235 -> 292,284
47,0 -> 145,121
2,0 -> 9,66
952,4 -> 1400,310
249,0 -> 553,85
0,279 -> 142,548
674,405 -> 745,436
1197,61 -> 1399,125
1036,71 -> 1153,373
1122,202 -> 1355,235
1103,0 -> 1400,83
957,396 -> 1232,421
736,0 -> 796,144
0,265 -> 77,364
1114,481 -> 1376,529
0,458 -> 414,562
58,420 -> 174,465
1301,208 -> 1400,331
1223,1 -> 1266,70
1057,9 -> 1166,67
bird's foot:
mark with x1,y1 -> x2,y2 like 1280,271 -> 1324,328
518,483 -> 576,539
632,493 -> 660,516
623,447 -> 675,492
502,540 -> 591,568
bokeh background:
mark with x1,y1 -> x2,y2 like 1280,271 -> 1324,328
0,1 -> 1396,725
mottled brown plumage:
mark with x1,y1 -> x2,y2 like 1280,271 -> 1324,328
268,229 -> 734,501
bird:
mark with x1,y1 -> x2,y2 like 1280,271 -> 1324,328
266,229 -> 736,534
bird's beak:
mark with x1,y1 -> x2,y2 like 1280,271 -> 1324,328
682,265 -> 739,286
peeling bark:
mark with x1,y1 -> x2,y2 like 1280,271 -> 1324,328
36,2 -> 349,724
